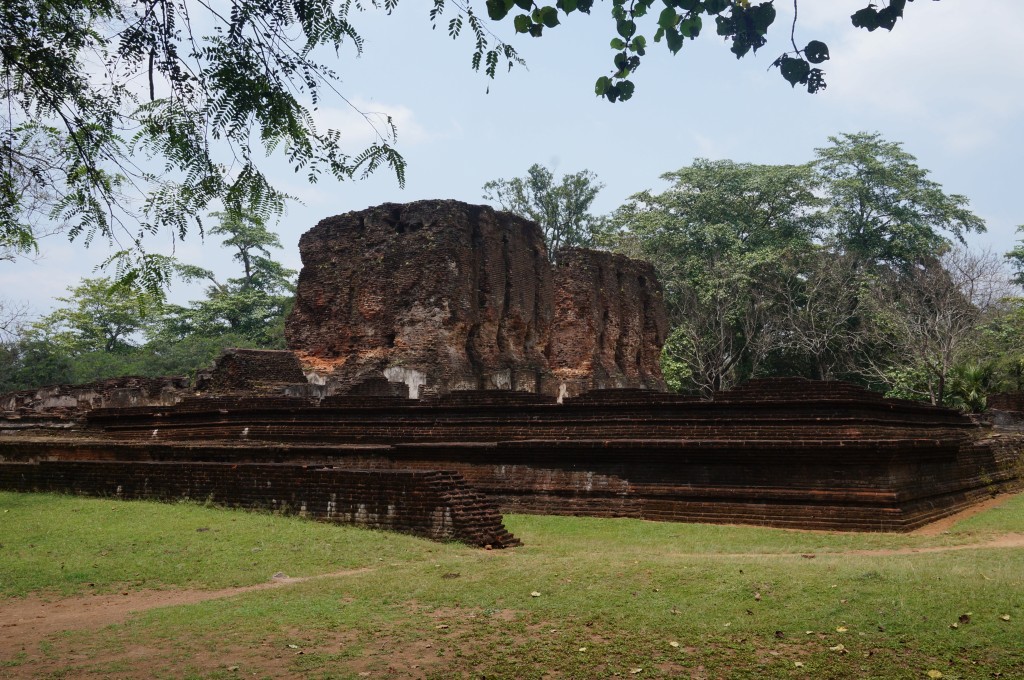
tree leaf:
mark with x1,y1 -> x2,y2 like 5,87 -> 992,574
804,40 -> 830,63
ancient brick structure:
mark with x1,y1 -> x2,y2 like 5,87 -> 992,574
284,200 -> 666,399
194,348 -> 307,394
3,378 -> 1021,532
989,392 -> 1024,414
0,375 -> 187,424
549,249 -> 668,398
0,461 -> 518,548
286,200 -> 555,397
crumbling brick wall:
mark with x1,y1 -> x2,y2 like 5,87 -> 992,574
989,393 -> 1024,413
286,200 -> 554,397
285,200 -> 667,399
548,248 -> 668,398
0,375 -> 188,420
0,461 -> 519,548
194,349 -> 308,394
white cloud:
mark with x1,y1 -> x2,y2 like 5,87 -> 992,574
309,97 -> 433,149
817,0 -> 1024,152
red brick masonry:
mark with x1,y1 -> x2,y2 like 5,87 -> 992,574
0,461 -> 519,548
3,378 -> 1022,533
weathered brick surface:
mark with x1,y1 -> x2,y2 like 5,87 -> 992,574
990,392 -> 1024,413
4,378 -> 1021,532
548,249 -> 668,398
0,375 -> 188,422
283,200 -> 668,399
286,200 -> 554,396
0,461 -> 518,547
194,349 -> 307,394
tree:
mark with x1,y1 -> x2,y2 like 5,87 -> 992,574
1007,226 -> 1024,286
862,248 -> 1010,406
30,278 -> 162,355
483,163 -> 603,258
155,211 -> 296,347
769,250 -> 871,381
3,0 -> 931,288
0,0 -> 519,290
485,0 -> 931,100
605,159 -> 819,394
815,132 -> 986,272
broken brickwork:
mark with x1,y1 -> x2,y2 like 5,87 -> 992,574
549,248 -> 668,398
0,461 -> 518,548
285,200 -> 667,399
194,349 -> 307,394
4,377 -> 1021,532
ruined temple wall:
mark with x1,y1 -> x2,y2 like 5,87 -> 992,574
0,375 -> 188,418
548,249 -> 668,398
286,200 -> 553,397
0,461 -> 519,547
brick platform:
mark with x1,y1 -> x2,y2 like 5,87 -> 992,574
3,378 -> 1021,533
0,460 -> 518,548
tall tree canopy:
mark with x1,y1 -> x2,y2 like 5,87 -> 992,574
483,163 -> 603,259
815,132 -> 986,271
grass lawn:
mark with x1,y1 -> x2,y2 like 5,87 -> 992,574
2,490 -> 1023,679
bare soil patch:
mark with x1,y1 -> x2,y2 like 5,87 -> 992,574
0,568 -> 370,660
912,493 -> 1016,536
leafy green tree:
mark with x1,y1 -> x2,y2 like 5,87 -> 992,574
483,164 -> 604,259
158,211 -> 296,346
2,0 -> 931,288
485,0 -> 929,100
0,0 -> 520,289
606,159 -> 819,394
1007,227 -> 1024,286
815,132 -> 986,271
30,278 -> 162,355
861,248 -> 1008,406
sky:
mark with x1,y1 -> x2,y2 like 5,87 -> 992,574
3,0 -> 1022,313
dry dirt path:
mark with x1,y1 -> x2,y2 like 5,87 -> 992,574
2,492 -> 1022,662
0,568 -> 370,659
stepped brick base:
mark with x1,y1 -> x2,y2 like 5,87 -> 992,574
3,378 -> 1023,534
0,461 -> 518,548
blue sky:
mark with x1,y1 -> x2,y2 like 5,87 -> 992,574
4,0 -> 1022,311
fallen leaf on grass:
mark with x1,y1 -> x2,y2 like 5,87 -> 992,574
669,641 -> 680,648
829,644 -> 846,653
1000,614 -> 1011,621
531,591 -> 541,597
794,661 -> 804,668
836,626 -> 848,633
926,671 -> 943,679
286,644 -> 299,649
578,647 -> 587,653
630,668 -> 643,674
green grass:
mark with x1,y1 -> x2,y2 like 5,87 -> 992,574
2,490 -> 1024,679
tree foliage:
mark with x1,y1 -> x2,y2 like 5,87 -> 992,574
483,163 -> 604,259
602,133 -> 997,403
815,132 -> 985,271
1,0 -> 521,290
484,0 -> 930,101
605,159 -> 819,394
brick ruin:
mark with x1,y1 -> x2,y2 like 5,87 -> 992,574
285,200 -> 668,399
1,200 -> 1023,541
